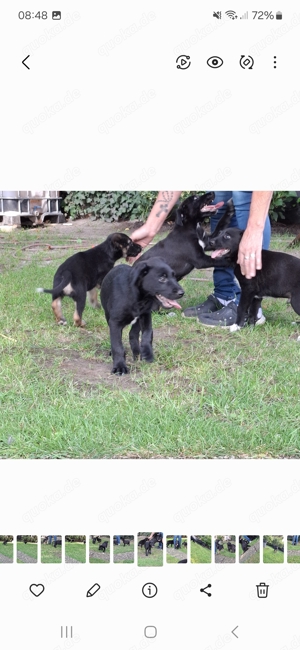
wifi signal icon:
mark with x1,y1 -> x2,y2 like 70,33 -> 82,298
225,10 -> 238,19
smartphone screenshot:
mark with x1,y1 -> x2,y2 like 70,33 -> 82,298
1,2 -> 300,648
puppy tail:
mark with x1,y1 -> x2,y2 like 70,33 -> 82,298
36,287 -> 53,294
36,273 -> 72,298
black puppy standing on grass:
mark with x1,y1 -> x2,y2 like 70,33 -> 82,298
137,192 -> 233,280
37,233 -> 141,327
207,225 -> 300,330
101,257 -> 184,374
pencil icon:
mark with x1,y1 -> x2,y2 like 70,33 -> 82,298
86,583 -> 101,597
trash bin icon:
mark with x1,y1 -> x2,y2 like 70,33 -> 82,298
256,582 -> 269,598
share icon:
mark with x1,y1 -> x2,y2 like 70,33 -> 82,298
200,584 -> 212,597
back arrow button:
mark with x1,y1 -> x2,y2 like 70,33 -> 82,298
22,55 -> 30,70
231,626 -> 239,639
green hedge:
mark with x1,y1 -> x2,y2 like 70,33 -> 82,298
62,191 -> 300,223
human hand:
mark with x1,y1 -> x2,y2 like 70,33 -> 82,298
237,228 -> 263,278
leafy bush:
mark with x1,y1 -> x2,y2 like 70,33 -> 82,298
63,191 -> 157,222
63,190 -> 202,222
63,190 -> 300,225
269,191 -> 300,222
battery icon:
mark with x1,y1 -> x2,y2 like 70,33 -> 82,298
276,11 -> 282,20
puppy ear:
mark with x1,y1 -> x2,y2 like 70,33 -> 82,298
210,199 -> 235,237
132,261 -> 149,285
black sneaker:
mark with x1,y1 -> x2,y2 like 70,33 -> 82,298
197,301 -> 238,328
182,294 -> 223,318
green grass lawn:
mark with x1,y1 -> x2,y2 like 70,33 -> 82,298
1,227 -> 300,459
41,543 -> 62,563
263,545 -> 284,563
113,539 -> 134,563
17,542 -> 37,562
65,542 -> 86,563
191,540 -> 212,563
287,539 -> 300,562
0,542 -> 13,561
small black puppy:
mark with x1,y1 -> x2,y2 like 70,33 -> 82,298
37,233 -> 141,327
137,192 -> 233,280
208,226 -> 300,330
101,257 -> 184,374
167,540 -> 174,547
99,541 -> 108,553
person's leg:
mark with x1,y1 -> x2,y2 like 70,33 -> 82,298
197,191 -> 271,327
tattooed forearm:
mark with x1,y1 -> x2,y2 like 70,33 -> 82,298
155,191 -> 174,218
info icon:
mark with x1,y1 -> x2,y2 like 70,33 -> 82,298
52,11 -> 61,20
142,583 -> 158,598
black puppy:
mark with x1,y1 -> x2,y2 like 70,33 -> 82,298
99,541 -> 108,553
167,540 -> 174,547
121,537 -> 130,546
37,233 -> 141,327
101,257 -> 184,374
208,226 -> 300,330
145,539 -> 153,556
137,193 -> 233,280
239,537 -> 250,553
53,539 -> 62,548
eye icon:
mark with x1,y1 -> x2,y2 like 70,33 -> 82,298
207,56 -> 224,68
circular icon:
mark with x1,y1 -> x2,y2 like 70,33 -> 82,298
207,56 -> 223,69
176,55 -> 191,70
240,55 -> 254,69
142,582 -> 158,598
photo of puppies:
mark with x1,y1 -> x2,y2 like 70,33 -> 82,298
190,535 -> 212,563
113,535 -> 134,563
0,535 -> 13,563
17,535 -> 38,563
137,532 -> 163,567
89,535 -> 110,563
287,535 -> 300,563
40,535 -> 62,563
65,535 -> 86,563
263,536 -> 284,563
166,535 -> 188,563
214,536 -> 236,563
239,536 -> 260,563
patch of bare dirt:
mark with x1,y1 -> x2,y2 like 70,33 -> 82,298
31,347 -> 142,392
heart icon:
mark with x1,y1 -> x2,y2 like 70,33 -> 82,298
29,584 -> 45,597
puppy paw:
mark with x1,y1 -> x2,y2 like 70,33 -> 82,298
141,353 -> 154,363
229,323 -> 241,333
57,318 -> 67,326
112,364 -> 129,375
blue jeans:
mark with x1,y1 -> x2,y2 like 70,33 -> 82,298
210,191 -> 271,302
48,535 -> 57,544
115,536 -> 120,545
292,535 -> 298,545
174,535 -> 182,548
243,535 -> 251,542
